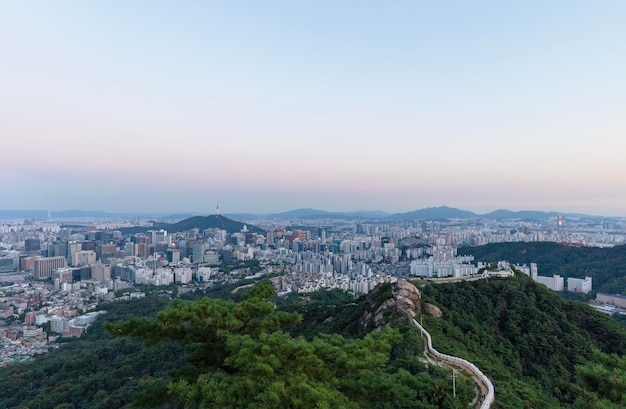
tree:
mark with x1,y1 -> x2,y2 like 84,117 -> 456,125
107,280 -> 409,408
576,351 -> 626,406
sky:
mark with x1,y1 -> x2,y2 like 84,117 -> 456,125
1,1 -> 625,216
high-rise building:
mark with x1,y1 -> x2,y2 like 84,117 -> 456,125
91,263 -> 111,280
536,274 -> 564,292
134,235 -> 151,245
135,243 -> 148,258
47,242 -> 68,258
52,268 -> 73,284
113,265 -> 135,282
166,249 -> 180,264
34,256 -> 67,279
0,258 -> 15,273
72,251 -> 96,266
193,243 -> 206,264
19,256 -> 36,272
82,241 -> 97,252
24,238 -> 41,254
97,244 -> 117,260
67,242 -> 83,264
567,277 -> 592,294
204,251 -> 220,265
155,230 -> 169,244
58,228 -> 72,240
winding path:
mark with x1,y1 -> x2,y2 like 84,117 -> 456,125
410,317 -> 495,409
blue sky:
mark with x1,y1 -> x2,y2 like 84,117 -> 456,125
1,1 -> 625,216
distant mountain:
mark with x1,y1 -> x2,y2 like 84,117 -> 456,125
150,213 -> 199,221
160,215 -> 264,234
118,215 -> 264,235
1,207 -> 617,223
387,206 -> 478,220
267,208 -> 332,219
224,213 -> 263,220
263,208 -> 391,220
0,210 -> 49,219
0,209 -> 200,220
481,209 -> 559,220
343,210 -> 391,218
387,207 -> 584,221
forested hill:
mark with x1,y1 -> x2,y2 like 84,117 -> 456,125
419,274 -> 626,408
0,296 -> 183,409
118,215 -> 265,235
286,275 -> 626,408
459,242 -> 626,294
3,276 -> 626,408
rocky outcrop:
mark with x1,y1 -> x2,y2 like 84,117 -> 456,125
395,280 -> 421,318
424,303 -> 443,318
360,280 -> 422,331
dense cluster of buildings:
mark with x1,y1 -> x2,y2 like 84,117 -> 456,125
0,276 -> 110,367
1,212 -> 622,366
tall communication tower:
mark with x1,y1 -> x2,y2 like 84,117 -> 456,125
216,202 -> 220,217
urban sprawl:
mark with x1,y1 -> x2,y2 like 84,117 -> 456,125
1,213 -> 625,367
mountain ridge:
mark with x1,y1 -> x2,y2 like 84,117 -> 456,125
117,215 -> 265,235
0,207 -> 619,221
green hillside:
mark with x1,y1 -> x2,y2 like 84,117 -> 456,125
0,296 -> 183,409
459,242 -> 626,295
419,274 -> 626,408
2,277 -> 626,408
118,215 -> 265,235
283,276 -> 626,408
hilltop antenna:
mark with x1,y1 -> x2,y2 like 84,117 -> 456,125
216,202 -> 220,217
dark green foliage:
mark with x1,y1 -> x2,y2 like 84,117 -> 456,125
118,215 -> 264,235
218,259 -> 263,274
308,288 -> 356,304
459,242 -> 626,295
576,351 -> 626,407
6,276 -> 626,409
109,280 -> 472,408
281,282 -> 396,339
419,275 -> 626,408
300,301 -> 364,338
611,313 -> 626,326
280,291 -> 368,339
181,278 -> 259,302
0,296 -> 184,409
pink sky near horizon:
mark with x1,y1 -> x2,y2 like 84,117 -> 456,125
1,2 -> 625,216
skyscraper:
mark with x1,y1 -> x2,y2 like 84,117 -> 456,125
34,256 -> 67,279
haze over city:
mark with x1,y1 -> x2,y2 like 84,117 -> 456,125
1,1 -> 625,216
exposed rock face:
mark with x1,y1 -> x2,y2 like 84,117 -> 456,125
424,303 -> 443,318
360,280 -> 422,331
394,280 -> 421,318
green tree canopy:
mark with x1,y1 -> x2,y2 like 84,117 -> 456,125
107,280 -> 467,409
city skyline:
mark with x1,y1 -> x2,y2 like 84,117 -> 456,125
2,2 -> 625,217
